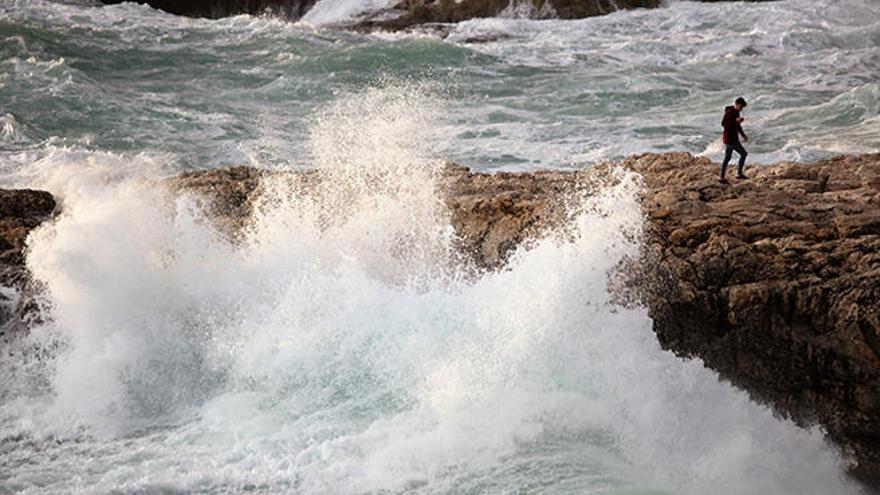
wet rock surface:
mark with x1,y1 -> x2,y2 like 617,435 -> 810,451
147,151 -> 880,486
2,151 -> 879,484
625,152 -> 880,485
351,0 -> 661,32
98,0 -> 317,19
96,0 -> 767,28
0,189 -> 56,339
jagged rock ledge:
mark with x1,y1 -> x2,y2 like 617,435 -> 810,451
1,151 -> 879,484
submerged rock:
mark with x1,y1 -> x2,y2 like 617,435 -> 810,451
2,151 -> 879,484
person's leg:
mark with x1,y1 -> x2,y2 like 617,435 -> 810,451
735,142 -> 748,177
721,144 -> 733,180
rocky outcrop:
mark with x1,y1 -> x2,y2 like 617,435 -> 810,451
2,152 -> 879,484
166,151 -> 880,485
0,189 -> 56,339
97,0 -> 769,28
171,163 -> 587,268
96,0 -> 656,21
353,0 -> 777,32
99,0 -> 317,19
352,0 -> 660,32
625,152 -> 880,485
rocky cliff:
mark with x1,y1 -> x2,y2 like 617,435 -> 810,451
2,151 -> 879,483
626,152 -> 880,485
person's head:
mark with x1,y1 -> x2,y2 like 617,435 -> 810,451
734,97 -> 747,111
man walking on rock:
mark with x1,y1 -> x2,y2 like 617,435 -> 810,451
720,96 -> 749,183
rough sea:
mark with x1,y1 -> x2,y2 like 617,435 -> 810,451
0,0 -> 878,493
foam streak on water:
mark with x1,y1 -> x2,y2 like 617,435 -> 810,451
0,82 -> 862,494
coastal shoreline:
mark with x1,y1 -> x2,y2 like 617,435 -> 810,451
2,151 -> 879,486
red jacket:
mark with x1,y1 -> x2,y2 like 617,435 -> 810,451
721,106 -> 746,144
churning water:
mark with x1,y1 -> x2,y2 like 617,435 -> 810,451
0,0 -> 878,493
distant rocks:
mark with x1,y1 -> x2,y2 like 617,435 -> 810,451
2,151 -> 879,484
351,0 -> 661,32
99,0 -> 317,19
97,0 -> 657,21
96,0 -> 769,29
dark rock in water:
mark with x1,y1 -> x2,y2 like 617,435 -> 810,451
99,0 -> 317,19
3,152 -> 879,485
96,0 -> 771,27
0,189 -> 55,267
353,0 -> 662,31
98,0 -> 652,22
0,189 -> 55,338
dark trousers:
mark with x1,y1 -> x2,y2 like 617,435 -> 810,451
721,142 -> 748,177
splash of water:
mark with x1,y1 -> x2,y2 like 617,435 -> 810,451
300,0 -> 398,26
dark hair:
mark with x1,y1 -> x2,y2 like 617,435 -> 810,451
735,97 -> 747,107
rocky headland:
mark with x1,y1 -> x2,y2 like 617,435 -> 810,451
1,151 -> 879,484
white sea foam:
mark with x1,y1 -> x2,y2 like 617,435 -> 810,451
301,0 -> 398,26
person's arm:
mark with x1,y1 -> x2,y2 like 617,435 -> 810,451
722,110 -> 737,129
736,117 -> 749,143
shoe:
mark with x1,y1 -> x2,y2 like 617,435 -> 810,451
719,178 -> 729,184
737,174 -> 748,180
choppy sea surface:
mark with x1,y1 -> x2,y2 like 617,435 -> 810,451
0,0 -> 878,493
2,0 -> 879,174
